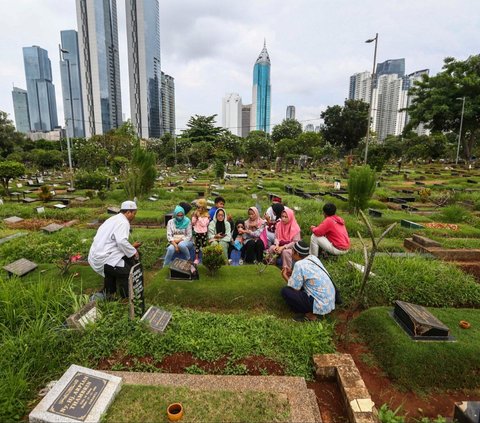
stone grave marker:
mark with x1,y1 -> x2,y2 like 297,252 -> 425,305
392,300 -> 453,341
16,183 -> 23,188
23,197 -> 37,203
4,216 -> 24,224
74,197 -> 89,203
0,232 -> 27,245
169,258 -> 198,280
53,204 -> 67,209
29,364 -> 122,423
37,206 -> 45,214
400,219 -> 424,229
251,193 -> 258,199
41,223 -> 64,234
67,302 -> 101,330
141,306 -> 172,333
128,262 -> 145,319
148,196 -> 158,201
334,179 -> 341,190
368,208 -> 383,218
454,401 -> 480,423
3,258 -> 38,277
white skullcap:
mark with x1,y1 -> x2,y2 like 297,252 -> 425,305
120,200 -> 137,210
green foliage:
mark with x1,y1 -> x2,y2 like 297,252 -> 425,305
434,204 -> 472,223
348,165 -> 376,213
378,404 -> 405,423
28,148 -> 64,169
38,185 -> 53,203
202,244 -> 227,275
74,169 -> 110,190
271,119 -> 303,143
321,99 -> 369,152
123,146 -> 157,198
181,114 -> 225,143
0,160 -> 25,193
214,159 -> 225,179
0,111 -> 27,158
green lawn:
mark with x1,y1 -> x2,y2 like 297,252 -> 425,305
353,306 -> 480,391
105,385 -> 291,423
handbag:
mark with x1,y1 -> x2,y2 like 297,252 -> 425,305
307,259 -> 343,305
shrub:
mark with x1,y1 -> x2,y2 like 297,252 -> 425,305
434,205 -> 471,223
214,159 -> 225,180
124,147 -> 157,198
38,185 -> 53,203
197,162 -> 209,170
75,170 -> 109,190
348,165 -> 376,213
201,244 -> 226,275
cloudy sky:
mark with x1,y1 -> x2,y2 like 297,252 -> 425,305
1,0 -> 479,134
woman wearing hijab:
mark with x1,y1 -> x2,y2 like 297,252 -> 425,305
264,202 -> 285,247
208,208 -> 232,259
268,208 -> 301,271
240,206 -> 266,263
164,205 -> 193,266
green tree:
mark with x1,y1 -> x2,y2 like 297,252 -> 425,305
321,99 -> 369,152
124,146 -> 157,198
296,132 -> 323,156
0,161 -> 26,194
271,119 -> 302,143
181,114 -> 225,143
406,55 -> 480,159
244,131 -> 273,164
30,149 -> 64,170
0,111 -> 27,158
73,139 -> 109,170
348,165 -> 376,213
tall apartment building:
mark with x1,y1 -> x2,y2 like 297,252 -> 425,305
372,74 -> 403,141
161,71 -> 175,135
23,46 -> 58,132
222,93 -> 242,136
251,41 -> 271,133
348,71 -> 372,104
126,0 -> 162,139
286,105 -> 295,120
376,58 -> 405,79
76,0 -> 122,136
60,30 -> 85,138
11,87 -> 30,134
241,104 -> 252,138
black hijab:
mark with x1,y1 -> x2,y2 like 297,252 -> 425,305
232,219 -> 245,240
272,203 -> 285,219
214,208 -> 226,235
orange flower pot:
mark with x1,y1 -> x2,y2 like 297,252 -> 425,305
167,403 -> 184,421
459,320 -> 471,329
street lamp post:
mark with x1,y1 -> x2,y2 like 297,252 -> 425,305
455,96 -> 466,165
364,33 -> 378,165
59,46 -> 74,188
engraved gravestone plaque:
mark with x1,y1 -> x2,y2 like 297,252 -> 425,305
169,258 -> 198,280
141,306 -> 172,333
128,263 -> 145,319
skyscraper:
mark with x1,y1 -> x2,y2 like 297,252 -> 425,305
251,41 -> 271,133
126,0 -> 162,139
222,93 -> 242,136
76,0 -> 122,137
286,105 -> 295,120
60,30 -> 85,138
161,71 -> 176,135
12,87 -> 30,134
348,71 -> 372,103
23,46 -> 58,132
376,58 -> 405,79
241,104 -> 252,138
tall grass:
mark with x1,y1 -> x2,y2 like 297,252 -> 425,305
348,165 -> 376,213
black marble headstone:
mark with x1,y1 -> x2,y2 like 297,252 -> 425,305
169,258 -> 198,280
392,300 -> 453,341
128,263 -> 145,318
454,401 -> 480,423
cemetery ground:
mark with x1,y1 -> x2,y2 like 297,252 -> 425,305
1,163 -> 480,422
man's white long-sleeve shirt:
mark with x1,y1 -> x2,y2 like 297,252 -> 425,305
88,213 -> 137,276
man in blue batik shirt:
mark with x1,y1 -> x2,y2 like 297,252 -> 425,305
281,240 -> 336,321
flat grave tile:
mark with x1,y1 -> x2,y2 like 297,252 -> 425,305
400,219 -> 424,229
3,258 -> 38,277
4,216 -> 24,224
67,302 -> 101,330
74,197 -> 89,203
53,204 -> 67,209
29,364 -> 122,423
0,232 -> 28,245
141,306 -> 172,333
23,197 -> 38,203
41,223 -> 64,234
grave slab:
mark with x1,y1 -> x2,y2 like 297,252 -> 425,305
53,204 -> 67,209
169,258 -> 199,280
400,219 -> 424,229
454,401 -> 480,423
29,364 -> 122,423
3,258 -> 38,277
67,302 -> 100,330
141,306 -> 172,333
4,216 -> 24,224
41,223 -> 64,234
412,234 -> 441,248
0,232 -> 28,245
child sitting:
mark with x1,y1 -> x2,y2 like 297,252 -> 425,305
191,198 -> 210,264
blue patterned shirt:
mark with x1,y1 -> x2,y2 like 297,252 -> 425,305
288,254 -> 336,315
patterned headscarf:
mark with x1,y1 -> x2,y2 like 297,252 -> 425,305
245,206 -> 265,231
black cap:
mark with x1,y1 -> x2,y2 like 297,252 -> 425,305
293,240 -> 310,256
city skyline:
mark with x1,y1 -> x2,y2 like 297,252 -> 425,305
0,0 -> 479,135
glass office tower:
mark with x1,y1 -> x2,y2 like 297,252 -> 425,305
60,30 -> 85,138
251,41 -> 271,133
23,46 -> 58,132
76,0 -> 122,136
12,87 -> 31,134
126,0 -> 162,139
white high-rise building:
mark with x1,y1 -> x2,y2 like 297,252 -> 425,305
349,71 -> 372,104
372,74 -> 403,141
161,72 -> 175,135
286,105 -> 295,120
76,0 -> 122,137
222,93 -> 242,136
126,0 -> 162,139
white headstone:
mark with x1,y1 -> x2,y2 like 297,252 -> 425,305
37,207 -> 45,214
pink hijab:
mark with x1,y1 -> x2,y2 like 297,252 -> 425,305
245,206 -> 265,230
275,207 -> 301,243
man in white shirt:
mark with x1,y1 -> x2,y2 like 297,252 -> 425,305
88,201 -> 140,299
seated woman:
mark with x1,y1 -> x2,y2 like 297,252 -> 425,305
240,206 -> 266,263
264,202 -> 285,248
208,208 -> 232,259
163,205 -> 193,266
267,207 -> 301,271
229,220 -> 246,264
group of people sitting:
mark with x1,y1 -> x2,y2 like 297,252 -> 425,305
88,197 -> 351,321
